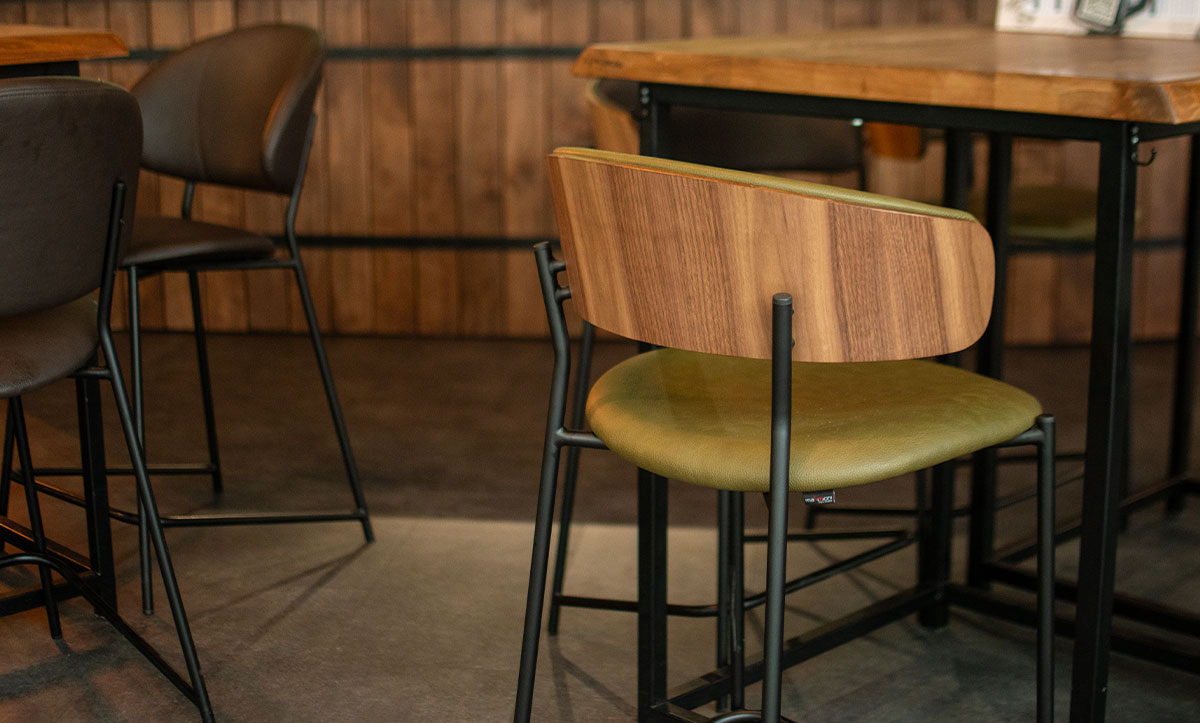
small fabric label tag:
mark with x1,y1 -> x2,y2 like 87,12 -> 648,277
802,490 -> 836,506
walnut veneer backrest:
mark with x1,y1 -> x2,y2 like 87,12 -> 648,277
547,147 -> 994,363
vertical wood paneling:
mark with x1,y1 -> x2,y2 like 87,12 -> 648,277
691,0 -> 739,37
29,0 -> 1191,342
25,0 -> 66,26
0,4 -> 23,23
455,0 -> 507,336
783,0 -> 830,32
411,0 -> 461,334
147,0 -> 193,331
595,0 -> 636,41
500,0 -> 551,337
642,0 -> 685,40
280,0 -> 334,334
366,0 -> 417,334
324,0 -> 376,333
879,0 -> 921,25
737,0 -> 780,35
831,0 -> 875,28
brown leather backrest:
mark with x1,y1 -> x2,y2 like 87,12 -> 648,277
590,79 -> 863,174
133,24 -> 323,193
548,148 -> 994,363
0,78 -> 141,317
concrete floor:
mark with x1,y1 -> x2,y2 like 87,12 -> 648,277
1,334 -> 1198,721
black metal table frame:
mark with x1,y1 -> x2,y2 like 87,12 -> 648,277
632,80 -> 1200,723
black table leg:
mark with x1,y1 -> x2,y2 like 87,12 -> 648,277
1069,121 -> 1138,723
1167,135 -> 1200,511
969,133 -> 1014,588
638,469 -> 669,722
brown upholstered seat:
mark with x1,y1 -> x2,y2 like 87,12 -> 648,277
122,217 -> 275,268
0,296 -> 98,398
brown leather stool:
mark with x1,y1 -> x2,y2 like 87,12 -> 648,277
0,77 -> 212,721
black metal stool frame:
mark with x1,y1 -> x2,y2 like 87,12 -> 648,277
0,181 -> 214,722
10,116 -> 374,615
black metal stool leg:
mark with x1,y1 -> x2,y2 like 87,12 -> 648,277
0,411 -> 14,554
9,398 -> 63,638
548,320 -> 595,635
514,396 -> 568,721
76,374 -> 117,610
187,270 -> 224,495
289,254 -> 373,543
101,328 -> 214,722
128,265 -> 155,615
1036,415 -> 1057,723
730,491 -> 746,712
760,294 -> 794,723
717,490 -> 733,712
919,461 -> 955,629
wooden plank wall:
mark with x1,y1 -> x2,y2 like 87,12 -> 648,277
7,0 -> 1191,343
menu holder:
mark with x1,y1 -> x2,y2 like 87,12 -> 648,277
996,0 -> 1200,38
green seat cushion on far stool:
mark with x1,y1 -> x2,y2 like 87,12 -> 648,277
586,348 -> 1043,493
967,185 -> 1097,242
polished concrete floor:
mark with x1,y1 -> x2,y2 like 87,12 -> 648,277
0,334 -> 1198,721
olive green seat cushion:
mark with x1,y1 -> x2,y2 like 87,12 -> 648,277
967,185 -> 1097,242
586,349 -> 1043,493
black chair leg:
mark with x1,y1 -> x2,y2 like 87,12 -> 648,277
0,413 -> 13,554
548,320 -> 595,635
760,294 -> 793,723
187,270 -> 224,496
1036,415 -> 1057,723
289,256 -> 373,543
76,374 -> 118,610
101,329 -> 214,722
9,398 -> 63,638
730,491 -> 746,711
128,265 -> 155,615
513,424 -> 565,722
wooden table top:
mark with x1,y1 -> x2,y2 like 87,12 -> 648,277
574,26 -> 1200,125
0,24 -> 127,67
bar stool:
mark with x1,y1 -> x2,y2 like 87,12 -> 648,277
121,25 -> 373,612
548,79 -> 874,634
0,77 -> 212,722
516,148 -> 1056,722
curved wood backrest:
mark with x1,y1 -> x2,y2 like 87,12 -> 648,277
547,148 -> 994,363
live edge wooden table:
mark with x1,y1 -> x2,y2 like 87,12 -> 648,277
0,23 -> 127,77
0,24 -> 128,614
575,25 -> 1200,723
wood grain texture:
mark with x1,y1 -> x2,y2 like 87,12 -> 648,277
548,148 -> 995,362
573,26 -> 1200,124
500,0 -> 551,337
0,23 -> 126,65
